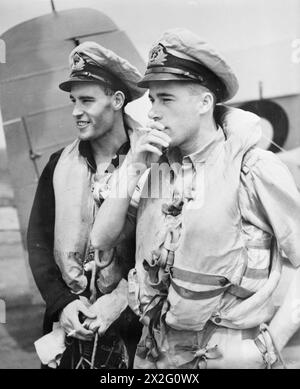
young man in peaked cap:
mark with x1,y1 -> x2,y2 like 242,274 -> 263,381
27,41 -> 144,368
90,28 -> 300,369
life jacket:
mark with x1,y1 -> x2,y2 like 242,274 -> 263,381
53,139 -> 94,294
128,107 -> 282,333
53,114 -> 139,295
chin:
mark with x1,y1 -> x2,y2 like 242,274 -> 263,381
78,128 -> 93,139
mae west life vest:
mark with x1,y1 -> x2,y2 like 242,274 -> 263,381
53,139 -> 94,294
52,115 -> 140,295
128,108 -> 282,332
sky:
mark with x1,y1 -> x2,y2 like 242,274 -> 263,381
1,0 -> 299,54
0,0 -> 299,148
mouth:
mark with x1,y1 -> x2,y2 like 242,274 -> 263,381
76,120 -> 90,129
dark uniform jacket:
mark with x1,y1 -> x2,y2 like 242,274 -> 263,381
27,140 -> 142,366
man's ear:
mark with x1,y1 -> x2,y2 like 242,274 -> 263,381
198,92 -> 215,114
112,91 -> 125,110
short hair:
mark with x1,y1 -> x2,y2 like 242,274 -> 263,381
186,82 -> 217,108
100,82 -> 127,109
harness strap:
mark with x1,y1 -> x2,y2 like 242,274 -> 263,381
138,297 -> 166,362
171,266 -> 228,286
171,279 -> 228,300
174,321 -> 221,369
246,238 -> 272,250
227,284 -> 255,299
172,264 -> 269,284
255,323 -> 287,369
244,267 -> 269,279
140,294 -> 165,326
171,278 -> 254,300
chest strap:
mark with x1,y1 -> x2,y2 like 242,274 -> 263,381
171,267 -> 228,286
170,278 -> 254,301
171,263 -> 269,285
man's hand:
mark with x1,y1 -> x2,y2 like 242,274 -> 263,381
59,299 -> 96,341
130,121 -> 171,168
83,279 -> 128,336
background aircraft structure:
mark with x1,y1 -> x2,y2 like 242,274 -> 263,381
0,7 -> 145,246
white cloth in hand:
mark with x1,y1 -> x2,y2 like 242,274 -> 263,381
34,322 -> 66,368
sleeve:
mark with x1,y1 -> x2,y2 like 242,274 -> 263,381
240,149 -> 300,267
27,151 -> 78,321
117,169 -> 149,243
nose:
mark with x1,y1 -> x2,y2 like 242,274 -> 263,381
72,102 -> 83,118
148,105 -> 162,121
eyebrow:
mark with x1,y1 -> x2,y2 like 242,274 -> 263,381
69,94 -> 95,100
149,92 -> 175,99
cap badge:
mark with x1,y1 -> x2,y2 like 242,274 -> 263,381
71,53 -> 85,71
149,44 -> 167,65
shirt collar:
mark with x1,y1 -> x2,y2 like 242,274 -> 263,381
78,139 -> 130,173
166,126 -> 225,168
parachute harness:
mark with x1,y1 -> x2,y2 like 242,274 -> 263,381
254,323 -> 287,369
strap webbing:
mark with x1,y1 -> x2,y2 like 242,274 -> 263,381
244,267 -> 269,279
171,266 -> 228,286
170,279 -> 228,300
227,284 -> 255,299
171,279 -> 254,300
246,239 -> 272,250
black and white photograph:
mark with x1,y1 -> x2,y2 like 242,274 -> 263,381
0,0 -> 300,371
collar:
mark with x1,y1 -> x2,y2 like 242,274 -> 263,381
166,126 -> 225,169
78,139 -> 130,173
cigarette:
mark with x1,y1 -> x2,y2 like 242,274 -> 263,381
67,329 -> 77,337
